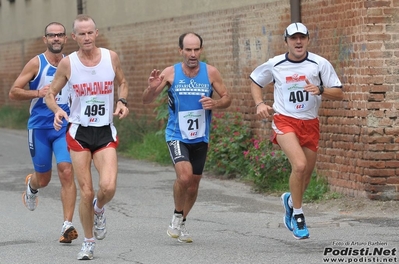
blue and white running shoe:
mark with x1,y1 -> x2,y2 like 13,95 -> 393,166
291,213 -> 309,239
280,192 -> 293,231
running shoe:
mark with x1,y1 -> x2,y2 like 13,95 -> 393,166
178,221 -> 193,243
291,213 -> 309,239
280,192 -> 293,231
93,198 -> 107,240
22,174 -> 38,211
281,192 -> 294,231
167,213 -> 183,239
77,241 -> 96,260
59,223 -> 78,243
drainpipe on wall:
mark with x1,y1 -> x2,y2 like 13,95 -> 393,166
290,0 -> 301,22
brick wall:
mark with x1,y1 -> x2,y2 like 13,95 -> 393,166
1,0 -> 399,200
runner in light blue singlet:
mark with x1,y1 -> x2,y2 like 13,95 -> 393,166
143,32 -> 232,244
166,61 -> 213,144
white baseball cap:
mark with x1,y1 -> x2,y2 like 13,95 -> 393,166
284,22 -> 309,37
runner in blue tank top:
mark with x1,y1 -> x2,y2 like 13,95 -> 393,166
9,22 -> 78,244
143,32 -> 232,243
165,61 -> 212,143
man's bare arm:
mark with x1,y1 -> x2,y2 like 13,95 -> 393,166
9,57 -> 40,100
111,50 -> 129,119
45,57 -> 70,113
45,57 -> 70,130
199,65 -> 232,110
142,67 -> 173,104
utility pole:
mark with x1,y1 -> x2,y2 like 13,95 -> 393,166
77,0 -> 84,14
290,0 -> 301,22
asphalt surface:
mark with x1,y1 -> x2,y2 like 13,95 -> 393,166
0,128 -> 398,264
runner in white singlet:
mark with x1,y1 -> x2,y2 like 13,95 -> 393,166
45,15 -> 129,261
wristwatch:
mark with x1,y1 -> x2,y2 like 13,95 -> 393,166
318,85 -> 324,95
118,98 -> 128,106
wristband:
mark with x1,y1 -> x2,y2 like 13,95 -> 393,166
118,98 -> 128,106
255,101 -> 265,108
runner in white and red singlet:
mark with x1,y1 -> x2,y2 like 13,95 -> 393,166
250,22 -> 344,240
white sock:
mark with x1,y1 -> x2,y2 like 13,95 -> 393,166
84,237 -> 95,242
293,208 -> 304,216
64,221 -> 73,226
94,201 -> 103,214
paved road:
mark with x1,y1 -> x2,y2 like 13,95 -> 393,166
0,128 -> 398,264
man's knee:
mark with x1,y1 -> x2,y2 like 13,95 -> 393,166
98,181 -> 116,197
35,171 -> 52,187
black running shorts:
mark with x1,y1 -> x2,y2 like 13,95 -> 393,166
167,140 -> 208,175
